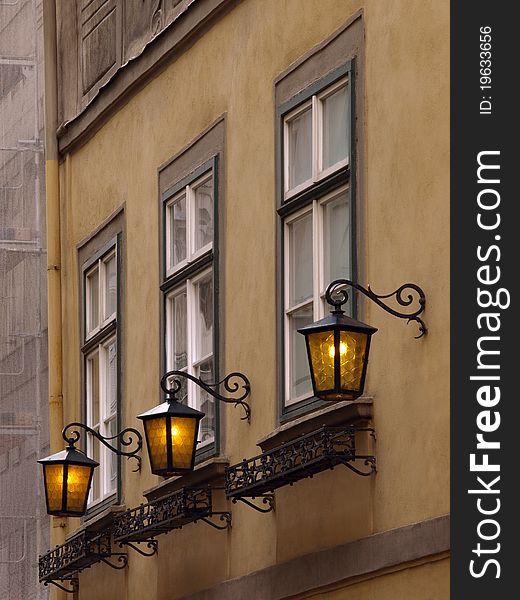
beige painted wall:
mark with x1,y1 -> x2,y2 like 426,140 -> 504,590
56,1 -> 449,597
301,557 -> 449,600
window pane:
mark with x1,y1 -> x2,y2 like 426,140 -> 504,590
87,351 -> 100,427
104,339 -> 117,418
322,85 -> 349,170
288,211 -> 313,306
323,192 -> 350,284
287,108 -> 312,189
104,254 -> 117,320
86,267 -> 99,333
196,358 -> 215,445
194,176 -> 213,252
170,193 -> 187,268
288,303 -> 313,403
195,273 -> 213,361
170,290 -> 187,371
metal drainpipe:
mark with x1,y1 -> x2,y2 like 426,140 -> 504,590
42,0 -> 67,579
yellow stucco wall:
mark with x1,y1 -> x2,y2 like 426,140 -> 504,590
301,557 -> 449,600
56,1 -> 449,597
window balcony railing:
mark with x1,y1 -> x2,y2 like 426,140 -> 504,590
113,486 -> 231,555
38,529 -> 127,593
225,426 -> 376,513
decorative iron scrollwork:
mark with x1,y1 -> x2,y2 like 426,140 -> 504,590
198,512 -> 232,530
38,530 -> 127,585
121,540 -> 159,557
225,426 -> 376,507
99,554 -> 128,570
161,370 -> 252,422
325,279 -> 427,338
113,486 -> 230,546
62,422 -> 143,472
43,577 -> 78,594
232,495 -> 275,514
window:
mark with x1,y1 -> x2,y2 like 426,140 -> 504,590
279,67 -> 354,415
284,186 -> 351,405
165,171 -> 214,277
82,243 -> 119,508
85,249 -> 117,339
284,78 -> 349,199
162,161 -> 217,454
86,336 -> 117,502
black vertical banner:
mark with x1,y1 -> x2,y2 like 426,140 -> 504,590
451,2 -> 517,597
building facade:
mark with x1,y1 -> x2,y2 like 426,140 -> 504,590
40,1 -> 449,598
0,0 -> 50,598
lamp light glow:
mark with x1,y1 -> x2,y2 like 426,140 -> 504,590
299,283 -> 377,402
138,395 -> 203,477
38,446 -> 98,517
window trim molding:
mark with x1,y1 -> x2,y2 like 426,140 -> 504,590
160,155 -> 221,465
276,54 -> 361,423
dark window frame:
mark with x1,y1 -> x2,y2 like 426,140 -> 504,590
277,61 -> 358,422
160,156 -> 220,464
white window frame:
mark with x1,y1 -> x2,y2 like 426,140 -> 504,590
86,334 -> 117,507
166,266 -> 214,448
283,77 -> 349,200
165,171 -> 214,278
284,185 -> 349,407
83,243 -> 118,509
85,248 -> 117,339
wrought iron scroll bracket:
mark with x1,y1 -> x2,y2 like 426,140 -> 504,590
120,541 -> 158,557
161,370 -> 252,422
44,578 -> 78,594
62,422 -> 143,472
99,553 -> 128,570
342,456 -> 377,477
198,511 -> 232,531
325,279 -> 427,338
344,426 -> 377,476
232,495 -> 275,514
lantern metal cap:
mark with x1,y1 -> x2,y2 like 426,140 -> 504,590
298,312 -> 378,336
38,445 -> 99,468
137,398 -> 205,421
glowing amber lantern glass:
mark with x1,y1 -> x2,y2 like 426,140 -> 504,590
138,399 -> 203,476
38,447 -> 98,517
299,310 -> 377,401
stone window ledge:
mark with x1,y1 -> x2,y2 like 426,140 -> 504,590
66,503 -> 127,540
258,397 -> 373,451
143,456 -> 230,502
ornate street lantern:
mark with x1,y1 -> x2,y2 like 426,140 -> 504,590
299,279 -> 427,401
38,445 -> 98,517
39,423 -> 142,517
138,384 -> 204,476
299,284 -> 377,401
138,370 -> 252,476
